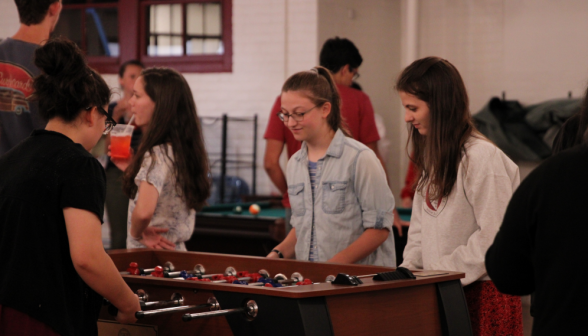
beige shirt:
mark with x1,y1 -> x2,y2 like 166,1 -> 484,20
400,136 -> 520,286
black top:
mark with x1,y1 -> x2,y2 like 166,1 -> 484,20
0,130 -> 106,336
486,144 -> 588,336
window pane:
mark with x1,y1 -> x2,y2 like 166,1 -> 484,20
146,4 -> 183,56
147,35 -> 183,56
149,4 -> 182,34
85,7 -> 119,57
187,38 -> 223,55
186,3 -> 203,35
204,39 -> 222,54
204,3 -> 221,36
186,38 -> 203,55
52,9 -> 82,48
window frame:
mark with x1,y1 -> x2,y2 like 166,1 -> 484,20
61,0 -> 233,74
138,0 -> 232,73
59,1 -> 120,74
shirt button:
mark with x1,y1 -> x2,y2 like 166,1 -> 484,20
331,185 -> 335,190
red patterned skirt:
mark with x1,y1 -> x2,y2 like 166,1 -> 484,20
463,281 -> 523,336
0,305 -> 59,336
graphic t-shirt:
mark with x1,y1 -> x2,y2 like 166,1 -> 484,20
0,38 -> 44,156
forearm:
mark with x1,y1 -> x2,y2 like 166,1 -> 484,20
130,181 -> 159,238
74,248 -> 137,313
130,211 -> 152,238
269,228 -> 297,259
328,228 -> 389,264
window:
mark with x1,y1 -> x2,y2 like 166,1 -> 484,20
53,0 -> 120,73
53,0 -> 232,74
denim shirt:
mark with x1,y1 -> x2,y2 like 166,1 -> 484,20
287,129 -> 396,267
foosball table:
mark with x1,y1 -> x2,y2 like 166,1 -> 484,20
99,249 -> 473,336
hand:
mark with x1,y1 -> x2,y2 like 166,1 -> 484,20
115,294 -> 140,324
401,197 -> 413,208
108,145 -> 133,172
139,227 -> 176,250
393,209 -> 410,237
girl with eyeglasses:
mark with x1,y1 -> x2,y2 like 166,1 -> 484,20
267,66 -> 396,267
109,68 -> 210,251
0,38 -> 140,335
397,57 -> 523,335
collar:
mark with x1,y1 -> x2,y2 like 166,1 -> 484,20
295,129 -> 346,162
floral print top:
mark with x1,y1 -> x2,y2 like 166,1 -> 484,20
126,144 -> 195,251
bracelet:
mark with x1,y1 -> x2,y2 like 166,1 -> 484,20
130,234 -> 142,242
272,249 -> 284,258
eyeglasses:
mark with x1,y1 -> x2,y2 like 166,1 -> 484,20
352,70 -> 360,81
89,105 -> 117,135
278,105 -> 318,123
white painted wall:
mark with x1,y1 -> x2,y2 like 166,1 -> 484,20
418,0 -> 588,115
318,0 -> 403,197
0,0 -> 318,196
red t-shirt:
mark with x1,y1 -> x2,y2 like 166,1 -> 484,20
401,159 -> 417,200
264,84 -> 381,206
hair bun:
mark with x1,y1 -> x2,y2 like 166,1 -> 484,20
34,37 -> 87,78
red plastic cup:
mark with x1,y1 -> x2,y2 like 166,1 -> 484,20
110,124 -> 134,159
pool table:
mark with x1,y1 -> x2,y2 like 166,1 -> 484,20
185,201 -> 286,256
186,201 -> 412,259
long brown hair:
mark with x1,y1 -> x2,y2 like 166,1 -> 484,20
123,68 -> 210,210
281,66 -> 351,136
396,57 -> 478,200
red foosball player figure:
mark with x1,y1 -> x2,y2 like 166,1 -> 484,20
126,262 -> 141,275
297,279 -> 313,286
151,266 -> 164,278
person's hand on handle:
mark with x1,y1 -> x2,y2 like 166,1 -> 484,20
115,294 -> 141,324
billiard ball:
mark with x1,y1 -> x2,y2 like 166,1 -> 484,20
249,204 -> 260,215
233,206 -> 242,214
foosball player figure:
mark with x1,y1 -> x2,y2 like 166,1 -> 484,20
126,262 -> 141,275
151,266 -> 164,278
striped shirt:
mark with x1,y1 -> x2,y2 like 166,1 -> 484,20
308,160 -> 319,261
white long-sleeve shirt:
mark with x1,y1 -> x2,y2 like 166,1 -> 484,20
400,136 -> 520,286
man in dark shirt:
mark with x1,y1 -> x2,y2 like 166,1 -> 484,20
486,145 -> 588,335
0,0 -> 62,156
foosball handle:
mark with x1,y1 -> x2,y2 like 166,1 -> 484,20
104,299 -> 147,316
372,267 -> 416,281
331,273 -> 363,286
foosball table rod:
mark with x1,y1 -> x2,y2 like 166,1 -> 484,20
182,300 -> 258,322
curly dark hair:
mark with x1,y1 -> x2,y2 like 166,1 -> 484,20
32,37 -> 110,122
